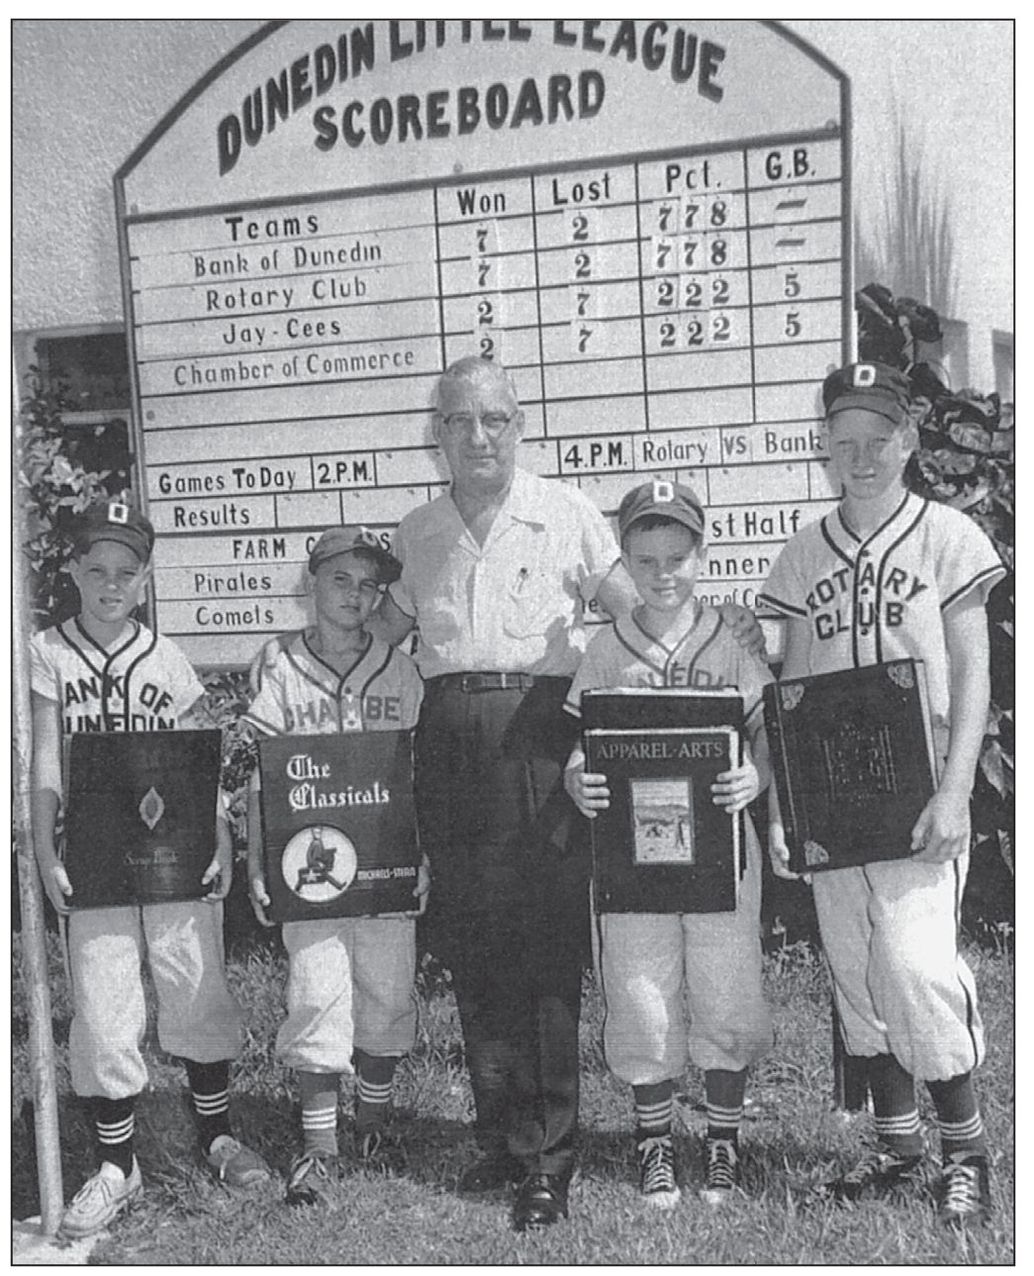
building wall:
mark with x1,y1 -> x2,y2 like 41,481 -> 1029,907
13,18 -> 261,332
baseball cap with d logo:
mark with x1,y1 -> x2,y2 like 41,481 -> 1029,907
618,479 -> 706,542
71,501 -> 155,563
822,362 -> 911,426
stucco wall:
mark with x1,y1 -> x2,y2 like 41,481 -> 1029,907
13,18 -> 263,332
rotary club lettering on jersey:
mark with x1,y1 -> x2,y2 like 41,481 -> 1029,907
759,491 -> 1006,724
804,559 -> 929,641
245,632 -> 423,739
29,618 -> 204,733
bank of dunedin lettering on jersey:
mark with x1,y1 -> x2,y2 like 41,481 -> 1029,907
116,20 -> 849,666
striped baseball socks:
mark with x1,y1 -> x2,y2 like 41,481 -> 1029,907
93,1096 -> 136,1177
187,1060 -> 232,1155
705,1069 -> 747,1144
869,1054 -> 923,1156
298,1071 -> 341,1156
633,1080 -> 675,1139
927,1073 -> 987,1159
353,1050 -> 400,1131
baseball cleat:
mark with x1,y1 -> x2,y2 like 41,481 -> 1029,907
815,1145 -> 926,1204
700,1136 -> 741,1206
285,1150 -> 339,1207
205,1134 -> 271,1188
636,1133 -> 681,1210
59,1159 -> 143,1238
936,1154 -> 992,1228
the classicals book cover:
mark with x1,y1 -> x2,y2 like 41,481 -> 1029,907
582,689 -> 744,914
258,731 -> 420,923
63,729 -> 222,908
763,658 -> 938,874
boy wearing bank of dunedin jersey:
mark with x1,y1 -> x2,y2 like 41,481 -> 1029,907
245,527 -> 427,1207
29,501 -> 269,1240
563,480 -> 773,1210
759,363 -> 1006,1228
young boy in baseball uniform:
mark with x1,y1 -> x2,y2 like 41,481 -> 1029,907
760,362 -> 1005,1228
29,501 -> 269,1240
564,480 -> 773,1210
245,527 -> 426,1207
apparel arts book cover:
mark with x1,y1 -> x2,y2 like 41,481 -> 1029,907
258,730 -> 420,922
582,689 -> 744,914
763,658 -> 938,874
63,729 -> 222,908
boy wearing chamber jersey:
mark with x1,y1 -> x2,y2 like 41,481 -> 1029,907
759,362 -> 1006,1229
563,480 -> 773,1212
29,501 -> 269,1242
245,526 -> 427,1208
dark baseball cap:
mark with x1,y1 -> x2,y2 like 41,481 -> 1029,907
822,361 -> 911,426
307,526 -> 401,583
618,479 -> 706,541
71,501 -> 155,563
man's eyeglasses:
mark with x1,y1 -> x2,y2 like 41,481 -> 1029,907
439,411 -> 517,437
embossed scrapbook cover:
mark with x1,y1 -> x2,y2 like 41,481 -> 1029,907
763,659 -> 938,873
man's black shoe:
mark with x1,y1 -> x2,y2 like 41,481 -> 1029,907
512,1172 -> 569,1232
457,1151 -> 525,1194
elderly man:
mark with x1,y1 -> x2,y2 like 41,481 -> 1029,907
372,356 -> 760,1230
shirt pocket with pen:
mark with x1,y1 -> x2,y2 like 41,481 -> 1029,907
502,565 -> 561,639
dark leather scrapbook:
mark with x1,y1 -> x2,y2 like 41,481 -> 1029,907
764,659 -> 937,873
63,729 -> 221,908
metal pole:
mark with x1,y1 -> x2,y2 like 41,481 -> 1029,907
13,378 -> 65,1235
831,996 -> 870,1113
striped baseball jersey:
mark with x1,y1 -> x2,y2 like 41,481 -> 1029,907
565,601 -> 772,728
244,631 -> 423,738
29,618 -> 203,732
758,491 -> 1005,731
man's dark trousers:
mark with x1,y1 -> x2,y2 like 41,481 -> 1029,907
416,675 -> 589,1179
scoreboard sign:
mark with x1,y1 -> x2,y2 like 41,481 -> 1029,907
116,19 -> 850,666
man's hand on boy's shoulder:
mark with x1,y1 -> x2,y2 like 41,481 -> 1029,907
718,602 -> 766,657
248,630 -> 300,693
910,788 -> 971,863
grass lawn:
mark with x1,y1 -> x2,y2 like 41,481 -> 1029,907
12,929 -> 1013,1264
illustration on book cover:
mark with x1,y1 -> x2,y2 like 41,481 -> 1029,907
630,778 -> 695,865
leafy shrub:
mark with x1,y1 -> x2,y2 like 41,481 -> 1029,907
17,368 -> 133,625
857,283 -> 1014,924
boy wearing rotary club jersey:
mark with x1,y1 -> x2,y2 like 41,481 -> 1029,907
563,480 -> 774,1212
29,501 -> 269,1241
760,363 -> 1006,1228
245,527 -> 427,1207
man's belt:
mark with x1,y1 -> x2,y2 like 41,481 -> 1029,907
428,672 -> 566,693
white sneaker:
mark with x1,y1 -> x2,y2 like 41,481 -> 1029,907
59,1159 -> 143,1238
